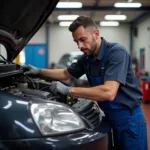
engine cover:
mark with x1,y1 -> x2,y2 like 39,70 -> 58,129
0,64 -> 17,73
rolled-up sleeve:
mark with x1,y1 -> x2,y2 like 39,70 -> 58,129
67,55 -> 85,79
104,47 -> 129,85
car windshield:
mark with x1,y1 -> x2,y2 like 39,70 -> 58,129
58,54 -> 70,66
59,54 -> 81,67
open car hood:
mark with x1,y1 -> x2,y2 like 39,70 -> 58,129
0,0 -> 59,61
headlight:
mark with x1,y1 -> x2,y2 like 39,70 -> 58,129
30,103 -> 85,135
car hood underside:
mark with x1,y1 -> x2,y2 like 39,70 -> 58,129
0,0 -> 59,61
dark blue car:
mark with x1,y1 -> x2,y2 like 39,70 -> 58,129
0,0 -> 107,149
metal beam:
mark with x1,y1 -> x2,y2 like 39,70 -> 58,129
55,6 -> 150,11
129,12 -> 150,56
45,21 -> 49,68
95,0 -> 100,6
130,25 -> 133,56
91,0 -> 101,17
130,12 -> 150,24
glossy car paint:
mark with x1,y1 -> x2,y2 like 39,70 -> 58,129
0,91 -> 106,150
0,91 -> 41,139
1,132 -> 105,150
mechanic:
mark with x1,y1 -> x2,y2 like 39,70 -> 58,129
23,16 -> 147,150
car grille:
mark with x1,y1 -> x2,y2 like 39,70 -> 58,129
72,98 -> 101,128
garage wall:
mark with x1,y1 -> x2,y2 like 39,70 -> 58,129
49,24 -> 78,63
0,44 -> 7,59
28,24 -> 46,44
133,16 -> 150,73
0,23 -> 130,66
49,24 -> 130,63
99,24 -> 130,51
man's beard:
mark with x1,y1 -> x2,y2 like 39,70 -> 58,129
88,38 -> 97,56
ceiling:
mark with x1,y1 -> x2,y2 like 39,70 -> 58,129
48,0 -> 150,25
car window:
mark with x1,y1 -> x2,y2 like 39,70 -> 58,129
58,54 -> 70,66
72,54 -> 81,60
71,54 -> 82,63
58,53 -> 82,67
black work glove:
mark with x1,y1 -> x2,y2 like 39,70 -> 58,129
50,81 -> 70,95
21,65 -> 42,75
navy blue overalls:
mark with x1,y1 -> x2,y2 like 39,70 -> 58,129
85,42 -> 148,150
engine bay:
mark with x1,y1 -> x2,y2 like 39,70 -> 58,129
0,65 -> 102,129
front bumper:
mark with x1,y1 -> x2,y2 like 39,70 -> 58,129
0,130 -> 107,150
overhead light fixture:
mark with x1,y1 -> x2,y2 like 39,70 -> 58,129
58,15 -> 79,20
100,21 -> 119,26
59,21 -> 72,27
56,2 -> 82,8
105,15 -> 127,20
114,2 -> 142,8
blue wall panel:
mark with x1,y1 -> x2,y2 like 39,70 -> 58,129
25,45 -> 47,68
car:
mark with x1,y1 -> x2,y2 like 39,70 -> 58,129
57,51 -> 83,67
0,0 -> 107,150
53,51 -> 89,87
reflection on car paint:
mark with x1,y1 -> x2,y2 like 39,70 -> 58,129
3,101 -> 12,109
14,120 -> 35,133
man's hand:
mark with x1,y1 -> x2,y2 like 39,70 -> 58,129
50,81 -> 70,95
21,65 -> 42,75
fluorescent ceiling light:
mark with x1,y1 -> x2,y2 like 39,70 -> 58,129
105,15 -> 127,20
100,21 -> 119,26
59,21 -> 72,27
56,2 -> 82,8
114,3 -> 142,8
58,15 -> 79,20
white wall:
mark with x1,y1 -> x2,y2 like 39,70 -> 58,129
99,24 -> 130,51
49,24 -> 78,63
0,44 -> 7,59
133,16 -> 150,73
28,24 -> 46,44
49,24 -> 130,63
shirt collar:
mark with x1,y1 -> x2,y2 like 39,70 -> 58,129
96,37 -> 108,60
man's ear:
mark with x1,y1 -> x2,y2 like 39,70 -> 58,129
94,29 -> 99,39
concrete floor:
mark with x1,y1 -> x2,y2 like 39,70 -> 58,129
141,103 -> 150,150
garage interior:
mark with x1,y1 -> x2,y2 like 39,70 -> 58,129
26,0 -> 150,148
0,0 -> 150,149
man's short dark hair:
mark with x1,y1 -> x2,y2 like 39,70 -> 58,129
69,16 -> 97,32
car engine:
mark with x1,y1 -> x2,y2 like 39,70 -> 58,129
0,64 -> 103,129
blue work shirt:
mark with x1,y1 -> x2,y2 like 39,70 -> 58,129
67,37 -> 142,111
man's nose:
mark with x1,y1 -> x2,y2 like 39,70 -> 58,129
78,42 -> 83,49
